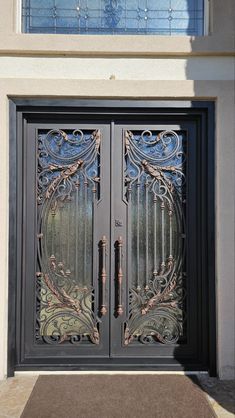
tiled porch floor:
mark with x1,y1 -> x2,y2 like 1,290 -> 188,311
0,374 -> 234,418
0,376 -> 37,418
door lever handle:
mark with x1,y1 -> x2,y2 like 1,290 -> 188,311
100,236 -> 107,316
116,236 -> 124,316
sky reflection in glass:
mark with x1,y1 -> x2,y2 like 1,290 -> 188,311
22,0 -> 204,35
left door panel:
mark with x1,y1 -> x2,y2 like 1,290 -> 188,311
19,122 -> 110,364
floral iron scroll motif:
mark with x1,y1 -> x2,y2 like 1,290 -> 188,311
36,129 -> 101,345
124,130 -> 186,346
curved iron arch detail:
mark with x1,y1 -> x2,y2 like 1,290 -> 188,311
36,129 -> 101,345
124,129 -> 187,346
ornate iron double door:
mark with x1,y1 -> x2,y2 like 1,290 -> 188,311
20,114 -> 210,370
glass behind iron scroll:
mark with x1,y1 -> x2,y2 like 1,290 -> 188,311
124,129 -> 187,346
22,0 -> 204,35
36,128 -> 101,345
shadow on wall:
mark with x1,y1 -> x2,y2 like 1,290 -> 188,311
189,375 -> 235,415
172,0 -> 235,414
185,0 -> 235,383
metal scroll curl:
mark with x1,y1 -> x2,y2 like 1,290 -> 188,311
124,129 -> 186,346
36,129 -> 101,345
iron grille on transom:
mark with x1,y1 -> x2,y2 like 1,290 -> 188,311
22,0 -> 204,35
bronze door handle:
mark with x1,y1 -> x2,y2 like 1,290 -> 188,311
100,235 -> 107,316
116,236 -> 124,316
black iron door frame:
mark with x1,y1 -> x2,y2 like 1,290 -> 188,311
8,99 -> 216,376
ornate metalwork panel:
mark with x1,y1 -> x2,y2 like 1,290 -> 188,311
36,128 -> 101,345
123,129 -> 186,346
22,0 -> 204,35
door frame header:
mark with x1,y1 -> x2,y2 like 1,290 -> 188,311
9,98 -> 215,111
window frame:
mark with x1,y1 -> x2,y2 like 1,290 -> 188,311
0,0 -> 234,56
19,0 -> 209,36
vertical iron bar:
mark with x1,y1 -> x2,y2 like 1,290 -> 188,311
136,179 -> 140,290
161,201 -> 166,272
92,179 -> 97,290
66,199 -> 70,268
65,189 -> 72,277
125,131 -> 132,317
83,178 -> 88,286
145,180 -> 149,289
75,182 -> 79,281
153,194 -> 158,279
59,203 -> 63,263
168,210 -> 173,257
127,180 -> 132,315
51,209 -> 55,257
168,207 -> 173,264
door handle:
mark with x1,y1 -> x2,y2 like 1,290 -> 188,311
100,235 -> 107,316
116,236 -> 124,316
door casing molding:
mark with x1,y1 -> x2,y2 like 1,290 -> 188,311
8,99 -> 216,376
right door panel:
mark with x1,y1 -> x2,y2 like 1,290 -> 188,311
111,122 -> 200,362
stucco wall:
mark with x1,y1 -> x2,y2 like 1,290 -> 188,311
0,57 -> 234,80
0,0 -> 234,380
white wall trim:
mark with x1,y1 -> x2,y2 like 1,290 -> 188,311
15,371 -> 209,376
15,0 -> 22,34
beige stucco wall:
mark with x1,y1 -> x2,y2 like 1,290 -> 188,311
0,0 -> 234,381
0,57 -> 234,80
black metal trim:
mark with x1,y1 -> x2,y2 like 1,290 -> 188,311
8,100 -> 17,377
15,364 -> 208,372
8,98 -> 216,376
206,103 -> 216,376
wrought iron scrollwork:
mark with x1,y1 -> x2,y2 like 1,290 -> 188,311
124,129 -> 186,346
36,129 -> 101,345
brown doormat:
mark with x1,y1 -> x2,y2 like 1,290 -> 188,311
20,375 -> 216,418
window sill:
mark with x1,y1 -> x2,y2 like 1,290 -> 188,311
0,33 -> 233,57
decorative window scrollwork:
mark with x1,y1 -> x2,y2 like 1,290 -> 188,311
36,129 -> 101,345
124,129 -> 187,346
22,0 -> 204,36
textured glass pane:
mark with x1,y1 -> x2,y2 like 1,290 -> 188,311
124,130 -> 187,346
22,0 -> 204,35
36,128 -> 101,345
